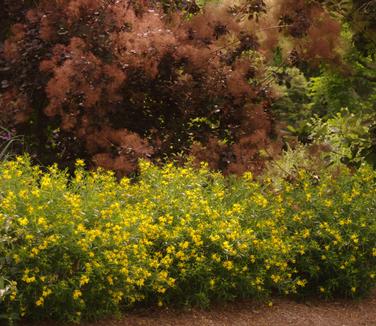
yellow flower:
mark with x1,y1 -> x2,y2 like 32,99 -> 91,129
253,194 -> 268,208
211,253 -> 221,263
37,217 -> 47,227
10,291 -> 17,301
13,254 -> 20,263
255,277 -> 263,285
243,171 -> 253,181
180,241 -> 189,249
157,287 -> 166,294
296,279 -> 306,287
271,274 -> 281,283
42,288 -> 52,297
302,229 -> 310,239
31,248 -> 39,256
351,234 -> 359,244
22,276 -> 36,284
75,159 -> 85,167
135,279 -> 145,287
36,298 -> 44,306
223,260 -> 233,270
18,217 -> 28,226
73,290 -> 82,300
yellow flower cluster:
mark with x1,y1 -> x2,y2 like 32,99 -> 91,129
0,157 -> 375,323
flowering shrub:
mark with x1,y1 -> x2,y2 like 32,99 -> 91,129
0,157 -> 375,323
0,0 -> 342,175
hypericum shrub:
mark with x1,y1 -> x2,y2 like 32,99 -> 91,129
277,166 -> 376,298
0,157 -> 375,323
0,0 -> 342,175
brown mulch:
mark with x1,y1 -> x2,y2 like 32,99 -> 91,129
25,291 -> 376,326
88,292 -> 376,326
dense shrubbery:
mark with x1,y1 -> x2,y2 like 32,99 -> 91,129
0,157 -> 375,323
0,0 -> 344,175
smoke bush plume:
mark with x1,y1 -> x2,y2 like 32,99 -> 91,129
0,0 -> 342,175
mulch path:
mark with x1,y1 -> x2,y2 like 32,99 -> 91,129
25,291 -> 376,326
88,291 -> 376,326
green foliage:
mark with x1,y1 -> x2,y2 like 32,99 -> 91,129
307,25 -> 376,118
0,127 -> 24,162
308,72 -> 355,116
0,157 -> 375,323
262,143 -> 331,189
308,63 -> 376,117
271,67 -> 312,138
308,108 -> 374,165
271,24 -> 375,148
264,107 -> 374,189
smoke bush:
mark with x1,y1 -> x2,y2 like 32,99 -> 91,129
0,0 -> 341,175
